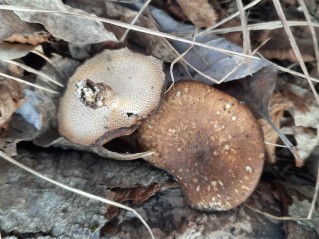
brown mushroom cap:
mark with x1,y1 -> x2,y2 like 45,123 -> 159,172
58,48 -> 166,146
138,81 -> 265,211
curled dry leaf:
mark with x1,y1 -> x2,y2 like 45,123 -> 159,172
0,9 -> 43,42
281,126 -> 319,160
0,79 -> 24,127
274,82 -> 319,160
4,0 -> 117,45
258,93 -> 293,163
151,8 -> 270,83
0,42 -> 36,60
129,13 -> 177,62
177,0 -> 220,28
258,30 -> 316,62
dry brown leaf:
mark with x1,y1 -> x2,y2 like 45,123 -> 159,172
0,80 -> 24,127
258,93 -> 293,163
5,32 -> 51,45
0,10 -> 43,42
110,184 -> 165,205
5,0 -> 117,45
177,0 -> 220,28
0,42 -> 37,60
129,14 -> 177,62
259,31 -> 315,62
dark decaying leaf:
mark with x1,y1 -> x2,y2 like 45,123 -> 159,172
4,0 -> 118,45
151,8 -> 270,83
218,65 -> 302,166
0,9 -> 43,41
0,42 -> 36,60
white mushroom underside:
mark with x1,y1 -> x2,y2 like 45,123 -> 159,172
58,48 -> 165,146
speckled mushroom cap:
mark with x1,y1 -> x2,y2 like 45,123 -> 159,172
138,81 -> 265,211
58,48 -> 166,146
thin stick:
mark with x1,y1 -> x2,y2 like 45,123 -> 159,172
120,0 -> 152,42
3,59 -> 63,87
0,5 -> 258,60
0,150 -> 155,239
0,72 -> 59,94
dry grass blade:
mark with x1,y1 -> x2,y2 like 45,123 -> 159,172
32,48 -> 55,66
270,61 -> 319,83
236,0 -> 252,69
264,141 -> 319,149
0,5 -> 258,60
206,21 -> 319,34
3,59 -> 63,87
245,204 -> 309,221
120,0 -> 152,42
199,0 -> 262,36
298,0 -> 319,80
272,0 -> 319,218
0,72 -> 58,94
168,28 -> 199,92
0,150 -> 155,239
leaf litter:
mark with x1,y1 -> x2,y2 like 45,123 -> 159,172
0,0 -> 318,238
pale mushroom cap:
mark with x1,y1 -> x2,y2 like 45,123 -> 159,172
138,81 -> 265,211
58,48 -> 166,146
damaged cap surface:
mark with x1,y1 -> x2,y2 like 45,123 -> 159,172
138,81 -> 265,211
58,48 -> 166,146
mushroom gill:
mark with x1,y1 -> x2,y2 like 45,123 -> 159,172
58,48 -> 166,146
138,81 -> 265,211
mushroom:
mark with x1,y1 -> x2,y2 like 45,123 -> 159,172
138,81 -> 265,211
58,48 -> 166,146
